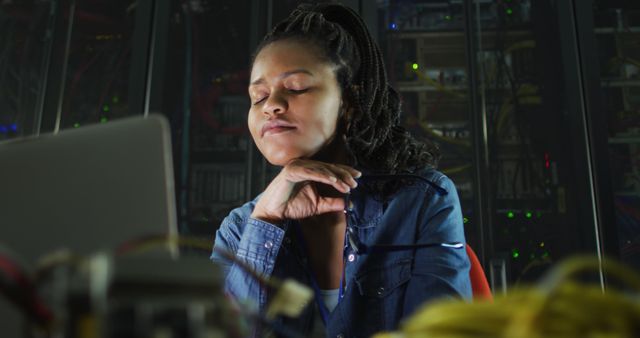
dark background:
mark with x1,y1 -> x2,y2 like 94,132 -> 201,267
1,0 -> 638,292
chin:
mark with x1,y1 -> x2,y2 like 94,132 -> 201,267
263,148 -> 318,166
265,155 -> 304,167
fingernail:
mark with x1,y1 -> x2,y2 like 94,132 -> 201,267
355,171 -> 362,178
330,176 -> 338,182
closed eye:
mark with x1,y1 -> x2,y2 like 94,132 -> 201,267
252,96 -> 267,105
288,88 -> 309,94
252,88 -> 307,105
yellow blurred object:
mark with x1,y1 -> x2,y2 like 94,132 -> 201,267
265,279 -> 314,320
373,256 -> 640,338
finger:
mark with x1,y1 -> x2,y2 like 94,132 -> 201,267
313,165 -> 353,193
326,164 -> 359,189
315,196 -> 346,215
287,165 -> 350,193
334,164 -> 362,179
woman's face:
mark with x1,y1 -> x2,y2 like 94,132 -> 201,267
248,39 -> 343,166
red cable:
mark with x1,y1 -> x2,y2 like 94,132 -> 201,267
0,255 -> 54,326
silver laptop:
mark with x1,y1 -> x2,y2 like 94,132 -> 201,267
0,114 -> 178,262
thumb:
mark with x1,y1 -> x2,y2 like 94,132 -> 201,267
315,196 -> 346,215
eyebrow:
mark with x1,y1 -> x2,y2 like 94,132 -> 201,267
250,69 -> 314,86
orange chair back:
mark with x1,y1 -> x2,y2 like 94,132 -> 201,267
465,245 -> 493,300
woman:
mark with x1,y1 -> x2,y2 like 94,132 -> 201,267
212,3 -> 471,337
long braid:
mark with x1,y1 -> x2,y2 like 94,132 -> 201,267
254,3 -> 440,173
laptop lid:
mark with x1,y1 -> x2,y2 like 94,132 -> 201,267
0,114 -> 178,263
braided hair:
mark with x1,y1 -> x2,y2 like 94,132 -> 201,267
253,3 -> 440,174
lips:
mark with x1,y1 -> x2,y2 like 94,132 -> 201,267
261,119 -> 296,137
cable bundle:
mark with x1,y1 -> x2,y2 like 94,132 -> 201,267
0,246 -> 53,329
2,234 -> 304,338
374,256 -> 640,338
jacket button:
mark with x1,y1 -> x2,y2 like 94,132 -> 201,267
376,287 -> 385,296
336,334 -> 344,338
264,240 -> 273,249
347,253 -> 356,262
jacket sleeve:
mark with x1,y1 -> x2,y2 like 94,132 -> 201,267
403,174 -> 472,315
211,202 -> 285,310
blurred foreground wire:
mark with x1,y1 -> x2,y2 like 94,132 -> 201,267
374,256 -> 640,338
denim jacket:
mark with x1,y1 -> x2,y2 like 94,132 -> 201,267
211,168 -> 471,338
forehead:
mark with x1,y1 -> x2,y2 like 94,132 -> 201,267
251,40 -> 331,78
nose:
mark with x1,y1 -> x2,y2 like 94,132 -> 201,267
262,93 -> 287,117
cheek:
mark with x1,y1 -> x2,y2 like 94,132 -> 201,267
311,101 -> 341,137
247,109 -> 260,141
312,118 -> 337,140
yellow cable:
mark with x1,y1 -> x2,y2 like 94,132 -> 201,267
505,40 -> 536,54
408,64 -> 467,99
373,256 -> 640,338
610,56 -> 640,69
417,120 -> 472,147
442,164 -> 471,176
495,83 -> 540,135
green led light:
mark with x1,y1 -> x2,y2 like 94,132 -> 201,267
512,249 -> 519,259
542,251 -> 549,258
102,104 -> 110,112
506,8 -> 513,15
507,211 -> 515,218
100,117 -> 108,123
540,242 -> 545,248
112,96 -> 120,104
73,123 -> 80,128
463,217 -> 469,224
412,63 -> 419,70
445,15 -> 451,20
525,211 -> 533,219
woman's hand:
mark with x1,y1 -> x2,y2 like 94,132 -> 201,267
251,159 -> 361,224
